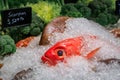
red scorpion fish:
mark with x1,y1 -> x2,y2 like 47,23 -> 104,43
41,36 -> 100,66
16,37 -> 34,47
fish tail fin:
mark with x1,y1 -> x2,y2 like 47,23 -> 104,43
86,47 -> 101,59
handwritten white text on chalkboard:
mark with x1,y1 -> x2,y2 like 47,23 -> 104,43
7,11 -> 26,25
7,17 -> 24,25
8,11 -> 26,18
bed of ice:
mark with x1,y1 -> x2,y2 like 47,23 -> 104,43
1,18 -> 120,80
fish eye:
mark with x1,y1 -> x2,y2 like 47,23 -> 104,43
57,50 -> 64,56
57,50 -> 63,56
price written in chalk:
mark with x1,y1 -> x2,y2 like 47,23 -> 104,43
7,17 -> 24,25
1,7 -> 32,27
7,11 -> 26,25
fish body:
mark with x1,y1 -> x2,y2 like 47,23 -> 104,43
41,36 -> 100,66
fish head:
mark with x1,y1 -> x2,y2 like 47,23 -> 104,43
41,43 -> 67,66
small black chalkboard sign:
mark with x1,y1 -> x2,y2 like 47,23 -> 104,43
1,7 -> 32,27
115,0 -> 120,15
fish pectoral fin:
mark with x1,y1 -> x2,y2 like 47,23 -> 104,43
86,47 -> 101,59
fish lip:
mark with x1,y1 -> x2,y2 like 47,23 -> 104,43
41,55 -> 55,65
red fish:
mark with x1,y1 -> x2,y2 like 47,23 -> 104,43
41,36 -> 100,66
16,37 -> 34,47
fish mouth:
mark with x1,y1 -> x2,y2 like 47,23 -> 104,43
41,55 -> 55,66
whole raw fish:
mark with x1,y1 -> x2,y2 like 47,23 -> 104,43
41,36 -> 100,66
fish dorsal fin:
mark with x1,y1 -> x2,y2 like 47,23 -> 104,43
86,47 -> 101,59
